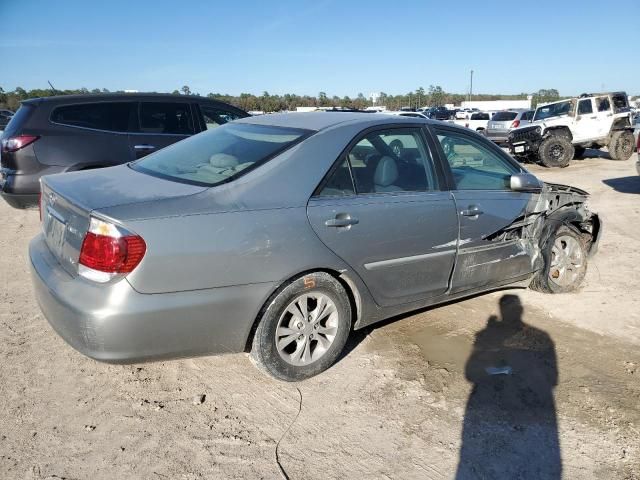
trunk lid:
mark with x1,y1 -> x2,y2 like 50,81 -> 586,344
41,164 -> 207,276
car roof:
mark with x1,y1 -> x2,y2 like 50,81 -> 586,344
235,111 -> 438,131
21,93 -> 235,106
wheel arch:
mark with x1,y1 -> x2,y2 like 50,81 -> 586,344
243,268 -> 363,352
538,207 -> 600,257
543,126 -> 573,141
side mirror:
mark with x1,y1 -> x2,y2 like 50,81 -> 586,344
510,173 -> 543,192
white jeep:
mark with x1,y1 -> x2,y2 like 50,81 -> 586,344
508,92 -> 635,167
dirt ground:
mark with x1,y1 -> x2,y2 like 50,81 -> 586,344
1,152 -> 639,479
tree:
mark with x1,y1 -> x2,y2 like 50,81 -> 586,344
181,85 -> 192,95
428,85 -> 445,107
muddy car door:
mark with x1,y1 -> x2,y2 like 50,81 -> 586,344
432,126 -> 535,293
307,127 -> 458,308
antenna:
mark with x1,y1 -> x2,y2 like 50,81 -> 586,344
47,80 -> 58,94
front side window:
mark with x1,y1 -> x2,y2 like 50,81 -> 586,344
317,128 -> 437,196
436,129 -> 518,190
51,102 -> 135,132
522,111 -> 534,121
200,105 -> 243,129
139,102 -> 194,135
132,123 -> 308,186
578,99 -> 593,115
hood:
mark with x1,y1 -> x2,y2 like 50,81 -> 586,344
542,181 -> 589,197
43,164 -> 208,212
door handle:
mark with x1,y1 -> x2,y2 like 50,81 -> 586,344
461,206 -> 483,217
590,116 -> 597,119
134,144 -> 156,151
325,214 -> 359,228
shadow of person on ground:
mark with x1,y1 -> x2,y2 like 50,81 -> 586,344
602,176 -> 640,194
456,294 -> 561,479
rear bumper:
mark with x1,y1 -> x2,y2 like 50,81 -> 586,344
1,165 -> 65,209
29,234 -> 276,363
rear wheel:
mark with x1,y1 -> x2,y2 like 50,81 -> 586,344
250,272 -> 351,381
608,130 -> 634,161
530,225 -> 588,293
538,135 -> 574,168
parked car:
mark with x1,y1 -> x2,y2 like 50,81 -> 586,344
509,92 -> 635,167
456,108 -> 472,120
0,109 -> 14,129
30,112 -> 601,381
0,93 -> 248,208
486,109 -> 534,144
426,106 -> 456,120
453,111 -> 493,133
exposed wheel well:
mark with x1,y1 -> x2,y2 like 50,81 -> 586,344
243,268 -> 360,352
544,126 -> 573,141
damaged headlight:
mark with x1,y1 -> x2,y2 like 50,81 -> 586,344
535,126 -> 542,134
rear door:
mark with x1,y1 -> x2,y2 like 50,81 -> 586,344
574,98 -> 600,142
431,125 -> 534,293
307,126 -> 459,307
129,101 -> 196,158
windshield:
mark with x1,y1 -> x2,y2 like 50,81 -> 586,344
132,123 -> 310,186
533,101 -> 573,121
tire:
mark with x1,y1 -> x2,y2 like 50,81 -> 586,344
530,225 -> 588,294
250,272 -> 352,381
537,135 -> 574,168
573,146 -> 586,159
608,130 -> 635,161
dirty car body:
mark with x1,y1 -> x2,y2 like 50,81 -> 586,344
29,112 -> 601,371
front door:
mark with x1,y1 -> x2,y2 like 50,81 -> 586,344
307,127 -> 459,307
129,101 -> 195,159
433,126 -> 535,293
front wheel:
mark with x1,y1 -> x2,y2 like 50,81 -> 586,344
530,225 -> 588,293
250,272 -> 352,381
537,135 -> 574,168
608,130 -> 635,161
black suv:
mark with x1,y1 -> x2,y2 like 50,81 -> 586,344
0,94 -> 248,208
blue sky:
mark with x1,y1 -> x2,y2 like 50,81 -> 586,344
2,0 -> 638,97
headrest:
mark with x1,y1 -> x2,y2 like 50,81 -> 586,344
374,156 -> 399,187
209,153 -> 239,168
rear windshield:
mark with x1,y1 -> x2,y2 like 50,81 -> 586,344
2,104 -> 34,137
492,111 -> 518,121
132,123 -> 310,186
470,113 -> 489,120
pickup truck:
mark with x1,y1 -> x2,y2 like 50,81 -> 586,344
449,111 -> 493,134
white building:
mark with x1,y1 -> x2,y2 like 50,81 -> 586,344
460,99 -> 532,111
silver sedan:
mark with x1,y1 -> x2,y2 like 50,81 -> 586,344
30,112 -> 601,381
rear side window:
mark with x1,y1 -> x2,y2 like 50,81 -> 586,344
200,105 -> 243,129
3,104 -> 34,136
139,102 -> 194,135
132,123 -> 309,186
597,97 -> 611,112
492,111 -> 518,121
521,111 -> 534,121
317,128 -> 437,196
51,102 -> 135,132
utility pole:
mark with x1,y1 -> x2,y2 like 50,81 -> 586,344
469,69 -> 474,103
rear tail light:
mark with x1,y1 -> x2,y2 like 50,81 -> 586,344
78,217 -> 146,283
1,135 -> 39,153
511,120 -> 520,128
